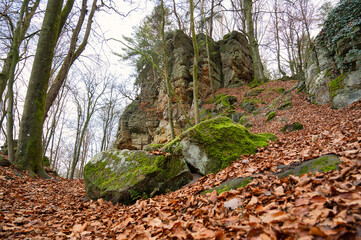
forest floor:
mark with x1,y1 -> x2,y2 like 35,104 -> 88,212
1,80 -> 361,239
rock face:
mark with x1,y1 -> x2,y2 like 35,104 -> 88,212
84,149 -> 192,204
115,30 -> 254,150
305,0 -> 361,108
163,117 -> 275,175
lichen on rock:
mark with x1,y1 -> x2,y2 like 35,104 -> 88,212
163,117 -> 276,175
84,149 -> 192,204
277,154 -> 341,178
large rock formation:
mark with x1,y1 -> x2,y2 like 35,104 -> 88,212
116,30 -> 254,150
305,0 -> 361,108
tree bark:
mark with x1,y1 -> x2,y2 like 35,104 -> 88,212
162,0 -> 175,140
172,0 -> 182,30
0,0 -> 40,108
7,0 -> 31,162
190,0 -> 200,124
15,0 -> 64,178
244,0 -> 265,83
274,0 -> 286,76
45,0 -> 97,119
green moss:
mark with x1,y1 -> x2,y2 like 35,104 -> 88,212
278,155 -> 340,178
245,88 -> 265,97
276,87 -> 285,94
144,144 -> 164,151
280,122 -> 303,133
202,176 -> 253,195
266,112 -> 276,122
329,73 -> 345,98
84,150 -> 167,194
164,117 -> 275,173
248,79 -> 262,89
277,101 -> 293,110
43,156 -> 50,167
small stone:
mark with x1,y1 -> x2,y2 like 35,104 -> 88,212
224,198 -> 241,210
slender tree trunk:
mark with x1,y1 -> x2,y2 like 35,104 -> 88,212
201,0 -> 215,99
51,116 -> 64,170
7,0 -> 30,162
45,0 -> 97,119
189,0 -> 200,124
0,56 -> 11,105
1,0 -> 40,113
244,0 -> 265,83
299,2 -> 320,73
209,0 -> 215,38
161,0 -> 175,140
274,1 -> 286,77
172,0 -> 182,30
15,0 -> 64,178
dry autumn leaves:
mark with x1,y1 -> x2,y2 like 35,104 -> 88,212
1,81 -> 361,239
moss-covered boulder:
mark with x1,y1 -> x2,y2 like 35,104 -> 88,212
84,149 -> 192,204
280,122 -> 303,133
201,176 -> 253,195
277,155 -> 341,178
266,111 -> 276,122
163,117 -> 275,175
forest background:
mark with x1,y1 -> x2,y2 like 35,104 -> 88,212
0,0 -> 336,178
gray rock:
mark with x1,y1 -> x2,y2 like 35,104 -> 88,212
241,101 -> 258,113
332,89 -> 361,109
84,149 -> 192,204
277,154 -> 341,178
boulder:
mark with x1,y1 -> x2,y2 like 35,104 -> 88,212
0,157 -> 11,167
277,155 -> 341,178
84,149 -> 192,204
280,122 -> 303,133
241,101 -> 258,113
163,117 -> 275,175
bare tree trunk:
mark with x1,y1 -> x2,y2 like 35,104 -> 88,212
190,0 -> 200,124
0,0 -> 40,105
172,0 -> 182,30
244,0 -> 265,83
161,0 -> 175,140
45,0 -> 97,119
201,0 -> 215,99
209,0 -> 215,38
273,0 -> 286,77
15,0 -> 64,178
7,0 -> 31,162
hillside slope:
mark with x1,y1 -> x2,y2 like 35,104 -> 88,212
1,80 -> 361,239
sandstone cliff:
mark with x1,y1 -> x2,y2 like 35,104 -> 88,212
115,30 -> 254,150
